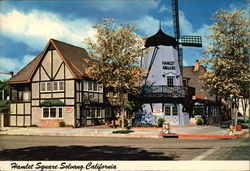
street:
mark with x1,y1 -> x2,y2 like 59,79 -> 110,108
0,135 -> 249,160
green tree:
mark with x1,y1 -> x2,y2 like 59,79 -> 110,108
200,10 -> 249,125
84,18 -> 145,127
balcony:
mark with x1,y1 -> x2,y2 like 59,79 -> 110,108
129,85 -> 195,104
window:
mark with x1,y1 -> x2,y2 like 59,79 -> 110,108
41,83 -> 46,91
88,82 -> 93,91
53,82 -> 58,91
183,79 -> 188,86
47,82 -> 52,91
98,84 -> 103,92
43,107 -> 63,119
97,108 -> 101,118
59,81 -> 64,91
91,108 -> 95,117
93,83 -> 98,91
43,108 -> 49,118
18,91 -> 23,101
167,76 -> 174,87
173,106 -> 178,115
50,108 -> 56,118
165,106 -> 171,116
59,108 -> 63,118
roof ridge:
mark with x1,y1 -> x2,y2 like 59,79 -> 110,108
50,39 -> 85,50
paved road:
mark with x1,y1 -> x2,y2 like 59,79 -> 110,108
0,135 -> 249,160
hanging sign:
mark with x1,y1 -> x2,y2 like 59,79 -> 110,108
65,107 -> 73,113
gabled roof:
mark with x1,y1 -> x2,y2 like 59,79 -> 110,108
145,29 -> 179,48
5,54 -> 41,84
6,39 -> 91,84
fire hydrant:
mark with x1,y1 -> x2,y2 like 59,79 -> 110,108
162,122 -> 170,134
228,125 -> 234,135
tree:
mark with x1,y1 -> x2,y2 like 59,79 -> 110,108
84,18 -> 145,127
200,9 -> 249,125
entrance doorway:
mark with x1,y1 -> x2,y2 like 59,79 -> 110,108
164,104 -> 179,125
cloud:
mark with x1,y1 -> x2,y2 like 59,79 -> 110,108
158,5 -> 170,13
135,15 -> 173,35
0,9 -> 96,51
0,55 -> 35,80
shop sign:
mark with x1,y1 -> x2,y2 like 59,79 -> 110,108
65,107 -> 73,113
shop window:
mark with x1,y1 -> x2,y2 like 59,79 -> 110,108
97,108 -> 101,118
173,106 -> 178,115
59,108 -> 63,118
167,77 -> 174,87
43,107 -> 63,119
50,108 -> 56,118
43,108 -> 49,118
165,106 -> 171,115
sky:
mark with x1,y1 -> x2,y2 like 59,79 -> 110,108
0,0 -> 248,80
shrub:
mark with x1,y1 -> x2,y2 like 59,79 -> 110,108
112,130 -> 134,134
242,124 -> 249,129
221,125 -> 229,129
30,124 -> 38,127
157,118 -> 165,127
201,115 -> 207,124
59,121 -> 66,127
196,117 -> 204,125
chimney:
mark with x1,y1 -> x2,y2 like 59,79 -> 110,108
193,60 -> 200,71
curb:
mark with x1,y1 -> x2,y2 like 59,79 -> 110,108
161,131 -> 248,139
0,132 -> 161,139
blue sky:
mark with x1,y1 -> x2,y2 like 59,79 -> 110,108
0,0 -> 248,80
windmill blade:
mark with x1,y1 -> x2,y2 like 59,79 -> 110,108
181,36 -> 202,47
171,0 -> 180,40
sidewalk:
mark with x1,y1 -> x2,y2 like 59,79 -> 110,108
0,125 -> 248,139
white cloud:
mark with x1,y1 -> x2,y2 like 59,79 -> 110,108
0,9 -> 96,50
0,55 -> 35,80
135,15 -> 173,35
158,5 -> 170,13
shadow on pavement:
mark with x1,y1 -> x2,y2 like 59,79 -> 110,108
0,145 -> 179,160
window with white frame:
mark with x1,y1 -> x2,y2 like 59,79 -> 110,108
167,76 -> 174,87
84,80 -> 103,92
42,107 -> 63,119
40,81 -> 64,92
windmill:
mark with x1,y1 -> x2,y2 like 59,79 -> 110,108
130,0 -> 202,126
171,0 -> 202,73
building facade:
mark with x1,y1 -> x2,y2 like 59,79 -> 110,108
6,39 -> 113,127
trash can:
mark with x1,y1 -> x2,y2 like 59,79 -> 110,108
236,125 -> 242,131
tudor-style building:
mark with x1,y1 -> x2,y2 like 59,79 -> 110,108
6,39 -> 113,127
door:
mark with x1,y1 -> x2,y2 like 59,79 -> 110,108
164,105 -> 179,125
4,113 -> 10,127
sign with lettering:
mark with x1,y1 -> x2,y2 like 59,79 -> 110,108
65,107 -> 73,113
162,61 -> 175,70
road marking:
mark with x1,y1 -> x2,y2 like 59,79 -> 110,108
192,147 -> 220,160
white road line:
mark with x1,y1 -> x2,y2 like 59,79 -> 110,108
192,147 -> 220,160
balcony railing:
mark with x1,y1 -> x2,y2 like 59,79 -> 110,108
139,85 -> 195,99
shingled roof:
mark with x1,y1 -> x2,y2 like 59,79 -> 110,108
183,65 -> 216,102
6,39 -> 91,84
145,28 -> 178,48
